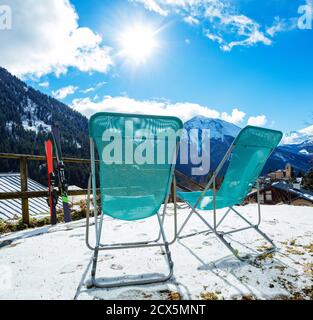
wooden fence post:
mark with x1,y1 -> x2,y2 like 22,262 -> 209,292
20,157 -> 30,225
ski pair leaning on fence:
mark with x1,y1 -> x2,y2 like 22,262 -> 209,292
45,125 -> 72,225
85,112 -> 283,288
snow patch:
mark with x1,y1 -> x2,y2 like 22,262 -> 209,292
5,121 -> 14,132
22,120 -> 51,133
299,149 -> 310,155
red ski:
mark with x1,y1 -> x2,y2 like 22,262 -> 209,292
45,140 -> 58,225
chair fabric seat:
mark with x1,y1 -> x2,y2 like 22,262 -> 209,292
177,190 -> 240,211
177,126 -> 283,212
89,112 -> 183,221
102,194 -> 159,221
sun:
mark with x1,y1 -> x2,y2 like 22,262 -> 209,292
119,25 -> 158,64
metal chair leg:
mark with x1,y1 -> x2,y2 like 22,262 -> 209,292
90,213 -> 174,289
178,202 -> 276,261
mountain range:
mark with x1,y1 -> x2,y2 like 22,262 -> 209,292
176,116 -> 313,182
0,66 -> 312,187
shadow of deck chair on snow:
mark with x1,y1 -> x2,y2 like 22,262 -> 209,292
177,126 -> 283,261
85,112 -> 183,288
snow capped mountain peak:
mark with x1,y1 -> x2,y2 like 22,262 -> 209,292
278,125 -> 313,161
282,131 -> 306,145
299,124 -> 313,136
185,116 -> 241,140
282,125 -> 313,145
178,116 -> 313,179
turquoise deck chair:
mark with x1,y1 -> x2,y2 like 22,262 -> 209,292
85,112 -> 183,288
177,126 -> 283,260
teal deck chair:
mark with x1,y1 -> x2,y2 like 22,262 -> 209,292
86,112 -> 183,288
177,126 -> 283,260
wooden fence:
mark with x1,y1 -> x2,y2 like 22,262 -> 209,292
0,153 -> 98,225
0,153 -> 204,225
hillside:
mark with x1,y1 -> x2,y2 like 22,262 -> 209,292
0,67 -> 90,187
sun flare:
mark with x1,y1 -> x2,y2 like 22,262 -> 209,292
119,25 -> 158,64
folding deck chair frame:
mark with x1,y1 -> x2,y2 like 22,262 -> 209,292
85,112 -> 183,288
177,126 -> 283,261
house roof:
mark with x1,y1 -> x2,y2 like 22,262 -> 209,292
271,181 -> 313,203
0,173 -> 62,221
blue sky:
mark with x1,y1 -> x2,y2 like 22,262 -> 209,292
1,0 -> 313,133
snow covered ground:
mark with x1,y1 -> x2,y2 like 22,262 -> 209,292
0,204 -> 312,300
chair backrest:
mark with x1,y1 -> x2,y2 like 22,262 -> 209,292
217,126 -> 283,206
89,112 -> 183,221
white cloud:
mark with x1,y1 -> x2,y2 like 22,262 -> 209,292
203,4 -> 272,51
132,0 -> 169,16
247,115 -> 267,127
80,82 -> 107,94
71,95 -> 247,125
184,16 -> 200,25
133,0 -> 283,51
39,81 -> 49,88
81,88 -> 95,94
52,85 -> 78,100
266,17 -> 297,37
221,29 -> 272,52
0,0 -> 113,78
221,108 -> 246,125
205,31 -> 223,44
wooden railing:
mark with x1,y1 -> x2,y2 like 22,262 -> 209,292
0,153 -> 99,225
0,153 -> 204,225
